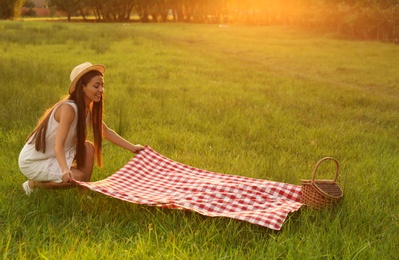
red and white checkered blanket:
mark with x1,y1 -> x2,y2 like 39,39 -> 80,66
75,146 -> 303,230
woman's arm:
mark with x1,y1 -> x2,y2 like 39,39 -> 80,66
102,122 -> 144,153
54,104 -> 76,182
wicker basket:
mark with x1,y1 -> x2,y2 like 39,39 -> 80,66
301,157 -> 343,209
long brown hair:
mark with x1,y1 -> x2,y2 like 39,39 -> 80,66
26,70 -> 104,168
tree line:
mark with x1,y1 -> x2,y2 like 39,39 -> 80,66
2,0 -> 399,42
0,0 -> 24,19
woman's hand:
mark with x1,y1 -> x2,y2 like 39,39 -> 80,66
132,144 -> 145,153
61,169 -> 73,183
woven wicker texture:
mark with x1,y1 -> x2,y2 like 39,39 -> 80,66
301,157 -> 343,209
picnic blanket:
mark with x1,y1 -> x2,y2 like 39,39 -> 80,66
74,146 -> 303,230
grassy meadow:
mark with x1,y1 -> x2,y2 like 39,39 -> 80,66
1,20 -> 399,259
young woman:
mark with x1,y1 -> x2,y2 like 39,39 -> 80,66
18,62 -> 144,195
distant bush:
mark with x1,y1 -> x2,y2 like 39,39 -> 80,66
23,0 -> 35,8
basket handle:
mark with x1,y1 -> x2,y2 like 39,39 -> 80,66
311,157 -> 339,182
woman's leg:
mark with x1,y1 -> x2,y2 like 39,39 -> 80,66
71,141 -> 94,182
29,142 -> 95,191
71,142 -> 94,193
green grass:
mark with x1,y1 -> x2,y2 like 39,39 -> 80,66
1,21 -> 399,259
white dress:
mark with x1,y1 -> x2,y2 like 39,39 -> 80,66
18,100 -> 78,183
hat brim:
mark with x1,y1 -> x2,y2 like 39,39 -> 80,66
69,64 -> 106,94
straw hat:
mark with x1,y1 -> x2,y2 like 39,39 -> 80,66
69,62 -> 106,94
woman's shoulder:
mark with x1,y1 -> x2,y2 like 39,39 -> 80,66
52,100 -> 77,118
61,100 -> 78,111
52,100 -> 77,124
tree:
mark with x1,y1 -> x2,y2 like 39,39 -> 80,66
48,0 -> 84,21
0,0 -> 24,19
103,0 -> 136,22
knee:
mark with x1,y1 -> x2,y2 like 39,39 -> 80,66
85,141 -> 94,158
